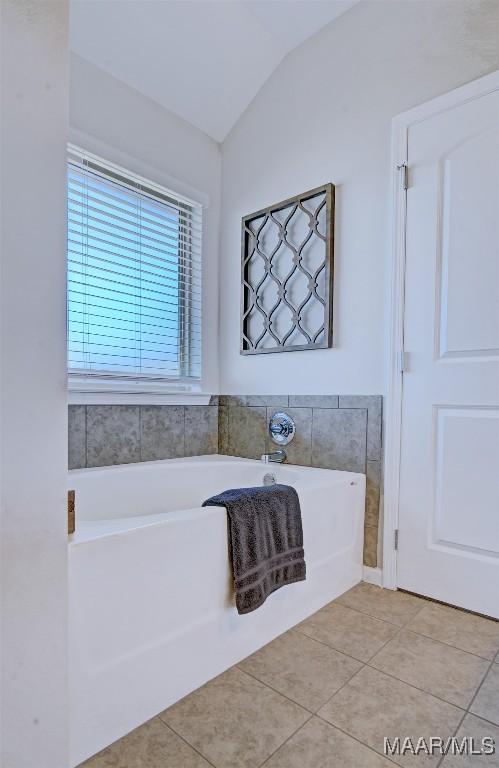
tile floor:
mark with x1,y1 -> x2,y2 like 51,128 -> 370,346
81,583 -> 499,768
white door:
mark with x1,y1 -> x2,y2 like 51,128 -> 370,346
397,75 -> 499,618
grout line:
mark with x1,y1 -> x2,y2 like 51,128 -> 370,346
435,709 -> 468,768
293,591 -> 431,660
297,405 -> 340,410
162,664 -> 314,768
344,582 -> 498,636
358,604 -> 482,711
304,602 -> 485,768
312,656 -> 370,712
383,626 -> 498,664
398,589 -> 499,623
299,603 -> 475,767
99,589 -> 498,767
336,594 -> 498,712
290,625 -> 376,665
258,712 -> 401,768
234,664 -> 316,728
435,654 -> 497,768
242,593 -> 494,763
466,657 -> 496,717
257,713 -> 315,768
396,626 -> 499,661
156,716 -> 219,768
333,599 -> 424,628
303,596 -> 488,712
364,660 -> 468,712
171,651 -> 378,768
238,601 -> 486,765
313,715 -> 402,767
307,608 -> 462,711
464,711 -> 499,730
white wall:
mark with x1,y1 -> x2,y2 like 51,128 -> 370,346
219,0 -> 499,395
0,2 -> 69,766
69,54 -> 222,395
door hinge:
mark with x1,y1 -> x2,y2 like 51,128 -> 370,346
399,350 -> 407,373
394,529 -> 399,551
397,163 -> 409,191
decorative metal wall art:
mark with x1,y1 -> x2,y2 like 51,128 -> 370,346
241,184 -> 334,354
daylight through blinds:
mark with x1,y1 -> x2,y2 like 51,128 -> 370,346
67,147 -> 202,383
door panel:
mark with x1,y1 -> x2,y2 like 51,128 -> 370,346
438,127 -> 499,357
398,82 -> 499,618
433,407 -> 499,555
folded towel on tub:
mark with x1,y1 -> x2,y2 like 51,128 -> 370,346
202,484 -> 306,615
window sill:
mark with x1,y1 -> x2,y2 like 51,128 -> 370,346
68,378 -> 213,406
68,392 -> 213,406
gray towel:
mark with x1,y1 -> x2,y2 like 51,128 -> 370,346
202,484 -> 306,615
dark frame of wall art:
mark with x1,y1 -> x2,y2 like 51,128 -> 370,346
240,183 -> 335,355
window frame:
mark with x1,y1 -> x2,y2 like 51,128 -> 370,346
67,144 -> 204,402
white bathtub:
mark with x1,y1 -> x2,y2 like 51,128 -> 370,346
68,455 -> 365,766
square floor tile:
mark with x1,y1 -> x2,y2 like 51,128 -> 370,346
80,717 -> 211,768
160,667 -> 309,768
337,583 -> 426,626
239,629 -> 361,712
470,664 -> 499,725
441,714 -> 499,767
318,666 -> 463,767
407,602 -> 499,660
296,602 -> 398,662
265,716 -> 394,768
370,630 -> 489,708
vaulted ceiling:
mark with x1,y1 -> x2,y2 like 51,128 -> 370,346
70,0 -> 358,142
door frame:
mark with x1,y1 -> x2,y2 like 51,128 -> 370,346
383,70 -> 499,590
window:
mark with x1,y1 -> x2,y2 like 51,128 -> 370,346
67,146 -> 202,393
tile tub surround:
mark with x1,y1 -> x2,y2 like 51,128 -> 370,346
81,584 -> 499,768
68,403 -> 219,470
218,395 -> 383,567
68,394 -> 382,565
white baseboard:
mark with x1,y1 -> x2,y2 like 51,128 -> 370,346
362,566 -> 383,587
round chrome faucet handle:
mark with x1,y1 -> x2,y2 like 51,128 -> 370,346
270,422 -> 286,436
268,412 -> 296,446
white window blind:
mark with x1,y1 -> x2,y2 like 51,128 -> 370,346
67,146 -> 202,390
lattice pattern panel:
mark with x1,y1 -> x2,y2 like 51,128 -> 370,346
241,184 -> 334,354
